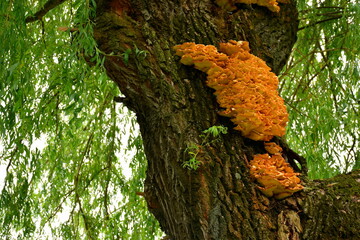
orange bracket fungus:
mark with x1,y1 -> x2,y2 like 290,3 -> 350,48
249,143 -> 303,199
264,142 -> 283,155
173,40 -> 288,141
215,0 -> 289,12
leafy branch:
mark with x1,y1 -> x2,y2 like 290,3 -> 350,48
25,0 -> 68,23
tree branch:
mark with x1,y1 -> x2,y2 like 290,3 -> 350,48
1,144 -> 20,191
298,15 -> 342,31
276,137 -> 308,175
25,0 -> 68,23
76,193 -> 94,240
113,96 -> 136,112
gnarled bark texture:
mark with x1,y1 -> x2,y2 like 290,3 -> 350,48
94,0 -> 360,239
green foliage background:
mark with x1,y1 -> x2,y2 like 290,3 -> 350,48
280,0 -> 360,179
0,0 -> 161,239
0,0 -> 358,239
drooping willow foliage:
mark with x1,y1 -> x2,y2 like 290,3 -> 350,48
280,0 -> 360,179
0,0 -> 359,239
0,0 -> 162,239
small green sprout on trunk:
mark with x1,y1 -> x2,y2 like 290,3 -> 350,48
122,45 -> 148,65
182,125 -> 228,170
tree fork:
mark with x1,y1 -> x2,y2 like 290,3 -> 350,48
94,0 -> 360,239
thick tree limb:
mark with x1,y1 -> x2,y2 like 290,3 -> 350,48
93,0 -> 360,239
95,1 -> 301,239
301,170 -> 360,239
25,0 -> 68,23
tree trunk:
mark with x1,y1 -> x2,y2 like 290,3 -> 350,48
93,0 -> 360,239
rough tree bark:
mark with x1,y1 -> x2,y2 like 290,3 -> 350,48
93,0 -> 360,239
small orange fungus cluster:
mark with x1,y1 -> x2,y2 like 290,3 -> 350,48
215,0 -> 289,12
249,143 -> 303,199
173,40 -> 288,141
264,142 -> 283,155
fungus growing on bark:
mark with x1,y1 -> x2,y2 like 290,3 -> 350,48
215,0 -> 289,12
264,142 -> 283,155
249,143 -> 303,199
174,40 -> 288,141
